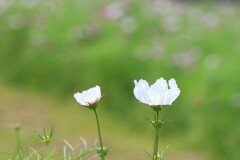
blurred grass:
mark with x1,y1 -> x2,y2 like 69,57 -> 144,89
0,83 -> 206,160
0,0 -> 240,159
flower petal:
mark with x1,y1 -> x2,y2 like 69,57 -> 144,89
93,86 -> 101,101
74,92 -> 88,106
169,78 -> 178,89
94,85 -> 101,101
133,79 -> 150,104
155,78 -> 168,93
134,78 -> 180,106
74,85 -> 102,106
148,78 -> 168,105
163,78 -> 180,105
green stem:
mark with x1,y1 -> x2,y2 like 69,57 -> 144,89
152,133 -> 157,160
93,108 -> 105,160
152,110 -> 160,160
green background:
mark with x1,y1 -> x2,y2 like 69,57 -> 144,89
0,0 -> 240,159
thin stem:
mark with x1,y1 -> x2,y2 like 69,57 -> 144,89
155,111 -> 160,159
152,133 -> 157,160
93,108 -> 105,160
152,110 -> 160,160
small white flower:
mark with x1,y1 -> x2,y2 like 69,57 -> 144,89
133,78 -> 180,106
74,85 -> 101,107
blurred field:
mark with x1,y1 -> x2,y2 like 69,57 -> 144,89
0,83 -> 206,160
1,0 -> 240,159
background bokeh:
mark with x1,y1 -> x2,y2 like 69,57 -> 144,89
0,0 -> 240,159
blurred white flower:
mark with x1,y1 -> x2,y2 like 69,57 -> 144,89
204,54 -> 220,70
0,0 -> 9,15
199,13 -> 219,28
162,15 -> 182,33
121,16 -> 137,33
103,3 -> 124,20
8,14 -> 25,30
74,86 -> 101,107
230,92 -> 240,108
172,48 -> 199,70
134,78 -> 180,106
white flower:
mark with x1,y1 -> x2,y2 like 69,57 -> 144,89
74,85 -> 101,107
133,78 -> 180,106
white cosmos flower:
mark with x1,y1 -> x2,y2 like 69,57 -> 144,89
74,85 -> 101,107
133,78 -> 180,106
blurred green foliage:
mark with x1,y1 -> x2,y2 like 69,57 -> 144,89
1,0 -> 240,159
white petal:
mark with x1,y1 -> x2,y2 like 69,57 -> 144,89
133,79 -> 149,104
163,88 -> 180,105
93,86 -> 101,102
148,86 -> 162,105
134,78 -> 180,106
148,78 -> 168,105
85,86 -> 101,104
163,79 -> 180,105
94,85 -> 101,101
74,85 -> 102,106
74,92 -> 88,106
168,78 -> 178,89
81,90 -> 92,104
155,78 -> 168,93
